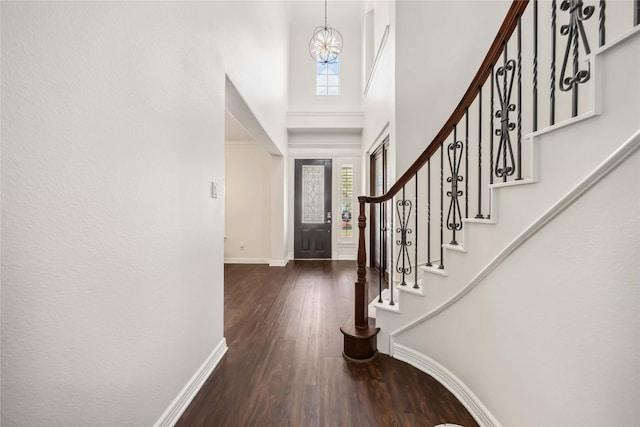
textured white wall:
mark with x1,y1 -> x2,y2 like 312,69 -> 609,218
225,142 -> 272,262
1,1 -> 288,425
398,146 -> 640,425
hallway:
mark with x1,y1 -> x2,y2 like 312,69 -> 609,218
177,261 -> 479,426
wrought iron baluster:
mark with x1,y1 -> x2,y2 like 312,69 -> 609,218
551,0 -> 557,126
599,0 -> 605,47
636,0 -> 639,26
533,0 -> 538,132
414,174 -> 419,289
426,159 -> 432,267
439,143 -> 444,269
378,202 -> 383,303
447,125 -> 464,245
495,44 -> 516,182
488,65 -> 494,220
559,0 -> 594,118
465,109 -> 469,218
476,86 -> 484,219
389,198 -> 394,305
396,186 -> 413,287
517,14 -> 523,181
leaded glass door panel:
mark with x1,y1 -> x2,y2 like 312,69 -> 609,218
294,159 -> 332,258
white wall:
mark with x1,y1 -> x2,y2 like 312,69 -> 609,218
225,142 -> 272,263
397,145 -> 640,425
394,0 -> 510,174
1,1 -> 288,425
288,2 -> 364,113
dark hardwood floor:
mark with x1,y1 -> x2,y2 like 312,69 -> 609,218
177,261 -> 479,427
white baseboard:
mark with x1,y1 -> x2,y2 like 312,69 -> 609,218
393,344 -> 500,427
224,258 -> 269,264
154,338 -> 228,427
269,257 -> 289,267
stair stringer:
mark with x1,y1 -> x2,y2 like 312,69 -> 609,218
392,129 -> 640,426
382,28 -> 640,427
374,27 -> 640,357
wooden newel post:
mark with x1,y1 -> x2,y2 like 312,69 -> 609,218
340,197 -> 380,362
355,198 -> 368,328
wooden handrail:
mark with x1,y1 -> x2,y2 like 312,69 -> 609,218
360,0 -> 530,205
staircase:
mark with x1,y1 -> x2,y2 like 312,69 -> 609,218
342,1 -> 640,425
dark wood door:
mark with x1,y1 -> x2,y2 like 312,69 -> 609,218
294,159 -> 332,258
370,139 -> 389,277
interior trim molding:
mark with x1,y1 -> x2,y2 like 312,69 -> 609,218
393,344 -> 500,427
391,128 -> 640,338
269,257 -> 289,267
364,24 -> 390,96
224,257 -> 269,265
154,338 -> 228,427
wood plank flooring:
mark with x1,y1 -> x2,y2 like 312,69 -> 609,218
177,261 -> 480,427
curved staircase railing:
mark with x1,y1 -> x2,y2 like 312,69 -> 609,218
341,0 -> 639,361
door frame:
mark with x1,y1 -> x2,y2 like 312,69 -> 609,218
370,137 -> 390,280
293,159 -> 332,259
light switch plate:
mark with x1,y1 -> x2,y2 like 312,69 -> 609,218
211,182 -> 218,199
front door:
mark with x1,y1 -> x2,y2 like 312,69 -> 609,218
294,159 -> 332,258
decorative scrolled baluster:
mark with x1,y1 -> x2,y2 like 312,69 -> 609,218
395,186 -> 413,287
494,47 -> 517,181
447,126 -> 464,245
488,65 -> 494,220
559,0 -> 594,117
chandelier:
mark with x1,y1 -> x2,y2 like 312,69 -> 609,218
309,0 -> 343,64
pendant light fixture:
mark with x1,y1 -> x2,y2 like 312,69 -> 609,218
309,0 -> 343,64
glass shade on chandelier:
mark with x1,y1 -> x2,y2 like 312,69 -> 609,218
309,25 -> 343,64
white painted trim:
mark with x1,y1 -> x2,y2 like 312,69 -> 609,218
587,24 -> 640,58
154,338 -> 228,427
336,254 -> 357,261
393,344 -> 501,427
286,112 -> 364,118
269,257 -> 289,267
224,258 -> 269,264
366,122 -> 390,154
364,25 -> 390,96
391,129 -> 640,338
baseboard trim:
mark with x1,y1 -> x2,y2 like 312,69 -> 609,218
154,338 -> 228,427
269,257 -> 289,267
393,344 -> 500,427
224,258 -> 269,264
